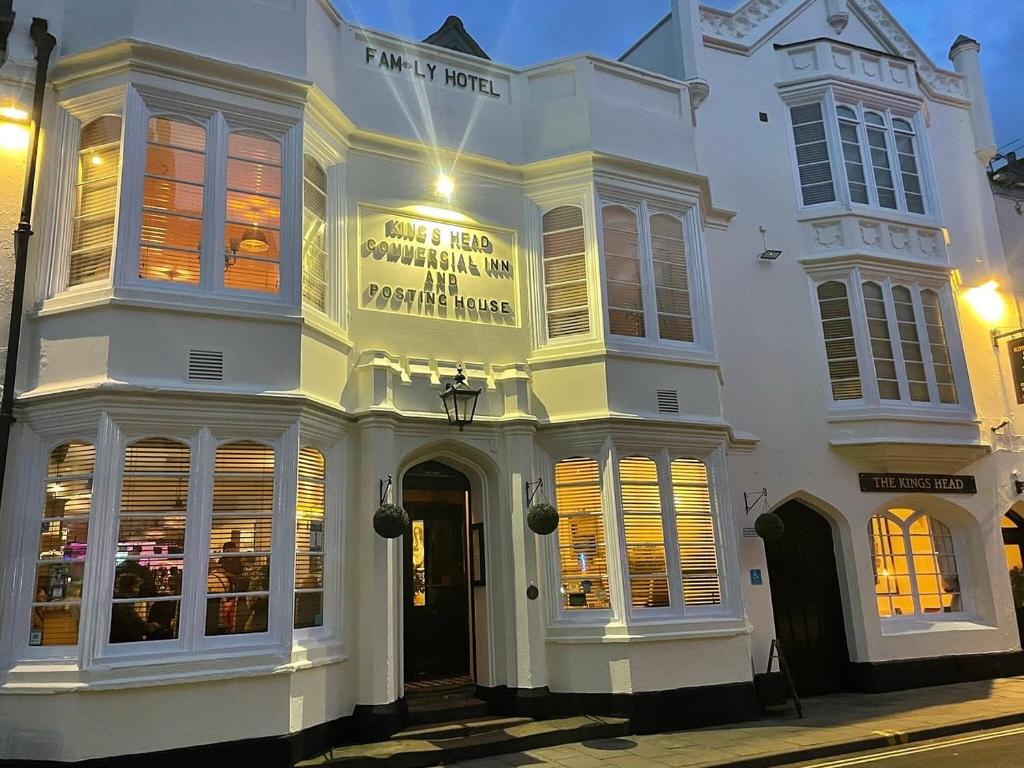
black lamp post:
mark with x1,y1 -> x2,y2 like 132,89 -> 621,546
439,366 -> 481,431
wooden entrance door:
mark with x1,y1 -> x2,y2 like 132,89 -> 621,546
1003,512 -> 1024,646
402,462 -> 472,685
764,501 -> 851,696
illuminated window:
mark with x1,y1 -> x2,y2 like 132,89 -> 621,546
619,457 -> 668,607
816,281 -> 862,400
671,458 -> 721,606
602,205 -> 644,338
302,156 -> 328,311
110,438 -> 190,644
295,447 -> 325,629
139,116 -> 206,284
30,442 -> 95,647
554,458 -> 609,609
649,213 -> 693,342
541,206 -> 590,339
871,509 -> 961,618
69,116 -> 121,287
224,131 -> 282,294
206,441 -> 274,636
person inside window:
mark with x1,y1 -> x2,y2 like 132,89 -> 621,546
206,541 -> 248,634
110,573 -> 159,643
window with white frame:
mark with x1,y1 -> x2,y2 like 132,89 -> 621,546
29,442 -> 95,648
302,156 -> 328,312
815,275 -> 961,407
600,202 -> 696,344
870,508 -> 961,618
541,206 -> 591,339
223,131 -> 282,294
295,447 -> 326,630
70,117 -> 122,287
789,98 -> 929,215
553,457 -> 609,610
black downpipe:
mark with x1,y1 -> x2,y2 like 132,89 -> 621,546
0,17 -> 57,508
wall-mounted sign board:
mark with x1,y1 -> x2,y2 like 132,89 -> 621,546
858,473 -> 976,494
1009,338 -> 1024,405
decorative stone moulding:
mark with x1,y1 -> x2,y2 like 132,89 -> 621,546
801,215 -> 948,265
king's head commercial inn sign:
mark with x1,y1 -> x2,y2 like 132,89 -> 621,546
358,206 -> 516,326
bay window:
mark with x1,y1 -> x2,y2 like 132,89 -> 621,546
224,132 -> 282,294
70,117 -> 122,287
302,156 -> 328,312
541,206 -> 591,339
553,458 -> 609,610
295,447 -> 326,629
789,96 -> 931,216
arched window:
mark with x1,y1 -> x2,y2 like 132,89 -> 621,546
302,156 -> 328,312
870,508 -> 961,618
649,213 -> 693,342
892,118 -> 924,213
554,458 -> 608,610
70,116 -> 121,287
139,116 -> 206,285
224,131 -> 282,294
541,206 -> 590,339
30,442 -> 95,647
295,447 -> 326,629
619,457 -> 667,607
817,281 -> 862,401
602,205 -> 644,338
111,438 -> 191,644
672,458 -> 721,606
206,441 -> 275,636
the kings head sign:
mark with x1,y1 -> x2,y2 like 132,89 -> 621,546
359,205 -> 517,326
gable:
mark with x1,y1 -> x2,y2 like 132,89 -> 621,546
422,15 -> 490,60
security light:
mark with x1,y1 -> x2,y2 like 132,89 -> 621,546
759,249 -> 782,261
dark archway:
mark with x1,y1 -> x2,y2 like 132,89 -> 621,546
1003,511 -> 1024,647
764,501 -> 851,696
402,461 -> 473,687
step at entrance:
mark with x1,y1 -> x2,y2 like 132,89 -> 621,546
406,684 -> 488,726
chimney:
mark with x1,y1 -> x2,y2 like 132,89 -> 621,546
949,35 -> 998,164
669,0 -> 703,82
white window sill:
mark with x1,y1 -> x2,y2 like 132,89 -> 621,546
546,616 -> 748,643
826,404 -> 978,425
879,615 -> 996,636
796,203 -> 941,229
529,340 -> 719,370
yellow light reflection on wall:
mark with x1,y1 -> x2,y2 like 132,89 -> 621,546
0,105 -> 30,152
963,280 -> 1008,327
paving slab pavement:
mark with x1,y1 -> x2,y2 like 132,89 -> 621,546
442,676 -> 1024,768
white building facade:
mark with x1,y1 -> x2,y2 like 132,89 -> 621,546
0,0 -> 1022,763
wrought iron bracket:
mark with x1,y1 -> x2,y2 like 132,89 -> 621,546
744,488 -> 768,516
379,474 -> 392,507
526,478 -> 544,507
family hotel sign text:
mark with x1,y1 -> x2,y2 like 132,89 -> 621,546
360,207 -> 516,325
365,46 -> 503,98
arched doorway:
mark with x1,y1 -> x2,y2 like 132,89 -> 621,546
402,460 -> 474,689
1003,512 -> 1024,646
764,501 -> 851,696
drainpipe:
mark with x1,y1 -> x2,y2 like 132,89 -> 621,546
0,17 -> 57,509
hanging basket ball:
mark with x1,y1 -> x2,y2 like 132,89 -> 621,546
373,503 -> 409,539
754,511 -> 785,542
527,502 -> 559,536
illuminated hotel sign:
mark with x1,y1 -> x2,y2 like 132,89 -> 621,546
364,46 -> 503,99
359,206 -> 516,325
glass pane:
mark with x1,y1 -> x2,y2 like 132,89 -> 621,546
542,208 -> 590,338
555,458 -> 608,609
818,282 -> 861,400
296,447 -> 326,629
70,117 -> 122,287
672,458 -> 720,606
602,206 -> 644,338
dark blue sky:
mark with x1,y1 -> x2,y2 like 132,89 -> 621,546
336,0 -> 1023,154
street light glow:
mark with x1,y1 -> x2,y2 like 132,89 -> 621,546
963,280 -> 1008,328
435,173 -> 454,198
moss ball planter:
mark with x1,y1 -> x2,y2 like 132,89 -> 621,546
527,502 -> 559,536
754,511 -> 785,542
373,503 -> 409,539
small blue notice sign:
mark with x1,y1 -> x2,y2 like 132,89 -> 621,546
750,569 -> 763,586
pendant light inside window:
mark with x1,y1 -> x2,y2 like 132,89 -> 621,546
238,224 -> 269,254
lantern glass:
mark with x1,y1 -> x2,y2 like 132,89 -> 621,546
439,367 -> 481,430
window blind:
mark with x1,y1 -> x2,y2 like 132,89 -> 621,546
30,442 -> 95,647
302,156 -> 328,312
602,205 -> 645,338
542,206 -> 590,338
224,132 -> 282,294
295,447 -> 326,629
618,457 -> 668,608
554,458 -> 609,609
817,281 -> 862,400
836,106 -> 868,204
649,213 -> 694,342
790,103 -> 836,205
671,458 -> 720,606
891,285 -> 930,402
139,116 -> 206,284
862,282 -> 900,400
69,116 -> 121,287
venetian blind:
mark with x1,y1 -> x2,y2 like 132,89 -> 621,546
206,441 -> 275,635
862,282 -> 900,400
225,132 -> 282,294
921,290 -> 958,404
111,438 -> 191,644
836,106 -> 868,204
817,281 -> 862,400
139,116 -> 206,284
892,285 -> 929,402
672,458 -> 720,606
602,205 -> 645,338
295,447 -> 326,630
790,103 -> 836,205
650,213 -> 694,342
302,156 -> 328,312
893,119 -> 925,214
554,458 -> 609,610
542,206 -> 590,338
619,457 -> 669,608
30,442 -> 95,647
69,116 -> 121,287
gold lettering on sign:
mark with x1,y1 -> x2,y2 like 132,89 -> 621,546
359,207 -> 516,325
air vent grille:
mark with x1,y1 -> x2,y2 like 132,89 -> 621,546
656,389 -> 680,414
188,349 -> 224,382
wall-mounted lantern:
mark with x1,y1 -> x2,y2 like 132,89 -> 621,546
439,366 -> 481,431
